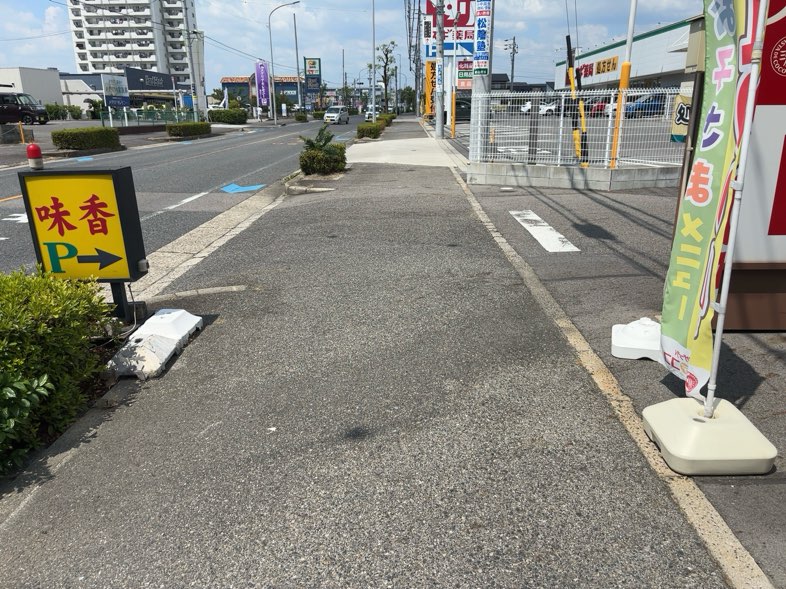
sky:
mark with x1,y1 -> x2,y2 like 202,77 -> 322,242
0,0 -> 704,92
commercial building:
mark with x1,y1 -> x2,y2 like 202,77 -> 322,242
0,67 -> 63,105
66,0 -> 206,110
553,16 -> 704,90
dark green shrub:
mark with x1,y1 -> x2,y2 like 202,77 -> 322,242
207,108 -> 248,124
348,108 -> 359,116
167,122 -> 211,137
67,105 -> 83,120
294,113 -> 308,122
378,114 -> 395,126
299,125 -> 346,175
0,271 -> 117,472
1,373 -> 52,473
51,127 -> 120,150
45,104 -> 68,120
312,111 -> 325,120
356,122 -> 384,139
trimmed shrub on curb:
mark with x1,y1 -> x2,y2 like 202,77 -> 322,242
312,111 -> 325,120
299,125 -> 346,175
167,122 -> 211,137
378,114 -> 395,126
51,127 -> 120,150
294,113 -> 308,122
356,122 -> 384,139
206,108 -> 248,124
0,270 -> 118,474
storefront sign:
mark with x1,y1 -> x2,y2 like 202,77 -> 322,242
18,168 -> 147,282
424,0 -> 476,57
101,74 -> 129,108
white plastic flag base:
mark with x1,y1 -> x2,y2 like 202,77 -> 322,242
611,317 -> 661,361
643,398 -> 777,476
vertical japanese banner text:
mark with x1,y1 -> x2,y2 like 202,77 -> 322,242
256,61 -> 269,107
661,0 -> 760,398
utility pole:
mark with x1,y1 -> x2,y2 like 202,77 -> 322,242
342,48 -> 346,105
435,0 -> 445,138
184,28 -> 198,121
505,36 -> 518,89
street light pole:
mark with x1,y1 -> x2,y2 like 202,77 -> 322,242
294,13 -> 302,111
268,0 -> 300,126
371,0 -> 377,122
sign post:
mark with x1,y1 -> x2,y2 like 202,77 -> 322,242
18,168 -> 148,321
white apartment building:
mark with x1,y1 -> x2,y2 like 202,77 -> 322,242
67,0 -> 205,108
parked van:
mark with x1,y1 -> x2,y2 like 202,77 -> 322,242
0,93 -> 49,125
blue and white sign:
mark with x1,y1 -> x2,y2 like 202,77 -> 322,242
472,0 -> 492,75
425,42 -> 475,58
101,74 -> 130,108
436,58 -> 444,88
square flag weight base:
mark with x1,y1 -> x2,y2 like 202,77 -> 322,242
643,398 -> 777,476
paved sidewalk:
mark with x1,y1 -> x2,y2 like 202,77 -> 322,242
0,115 -> 782,588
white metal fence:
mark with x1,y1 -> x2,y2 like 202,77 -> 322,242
468,88 -> 687,168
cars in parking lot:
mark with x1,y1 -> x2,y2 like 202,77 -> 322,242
624,93 -> 666,118
364,108 -> 381,121
455,99 -> 472,121
324,105 -> 350,124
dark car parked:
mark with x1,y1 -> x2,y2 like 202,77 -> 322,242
0,93 -> 49,124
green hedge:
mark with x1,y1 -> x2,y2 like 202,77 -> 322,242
0,271 -> 117,473
300,142 -> 346,175
167,122 -> 212,137
378,114 -> 396,127
45,104 -> 83,120
51,127 -> 120,150
294,113 -> 308,122
207,108 -> 248,124
357,122 -> 384,139
312,111 -> 325,120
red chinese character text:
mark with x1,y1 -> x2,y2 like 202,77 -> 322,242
79,193 -> 115,235
35,196 -> 77,236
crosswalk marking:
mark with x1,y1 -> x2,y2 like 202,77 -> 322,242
510,210 -> 580,253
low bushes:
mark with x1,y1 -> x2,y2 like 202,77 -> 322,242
45,104 -> 83,120
0,270 -> 118,473
312,111 -> 325,120
51,127 -> 120,150
299,124 -> 346,175
207,108 -> 248,124
378,113 -> 396,126
294,113 -> 308,123
356,122 -> 384,139
166,122 -> 211,137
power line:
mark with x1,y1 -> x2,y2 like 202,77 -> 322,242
0,31 -> 71,42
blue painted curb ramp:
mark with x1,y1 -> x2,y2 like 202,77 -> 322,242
221,183 -> 265,193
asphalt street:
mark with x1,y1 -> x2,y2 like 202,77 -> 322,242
0,117 -> 359,273
0,116 -> 782,587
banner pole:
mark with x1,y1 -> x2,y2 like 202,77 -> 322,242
704,0 -> 769,418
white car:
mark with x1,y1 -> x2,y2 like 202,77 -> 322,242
364,109 -> 381,122
324,106 -> 349,124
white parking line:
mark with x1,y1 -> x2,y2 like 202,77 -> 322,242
510,210 -> 580,253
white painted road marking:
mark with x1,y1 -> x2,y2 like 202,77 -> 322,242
2,213 -> 28,224
509,210 -> 580,253
141,191 -> 211,221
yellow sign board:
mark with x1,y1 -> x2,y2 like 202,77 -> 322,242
19,168 -> 147,282
424,60 -> 436,116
